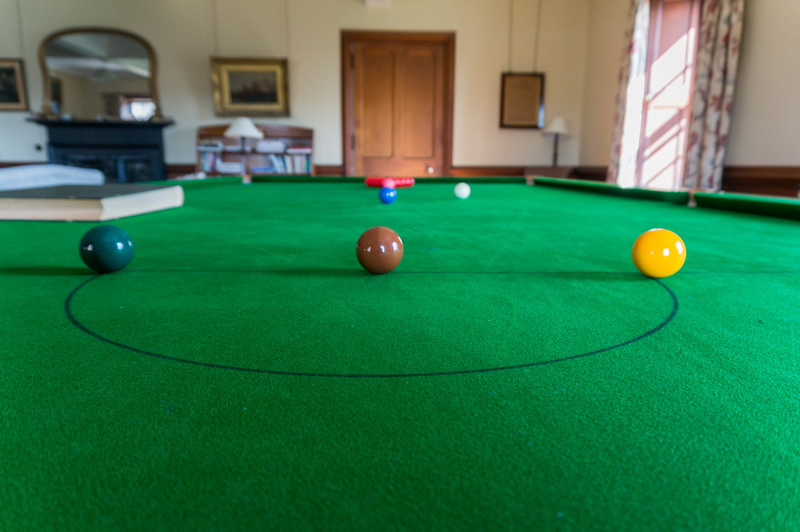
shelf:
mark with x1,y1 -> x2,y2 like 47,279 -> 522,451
196,123 -> 314,176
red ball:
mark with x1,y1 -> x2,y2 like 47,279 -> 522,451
356,226 -> 404,274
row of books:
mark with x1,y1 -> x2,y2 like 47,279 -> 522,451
255,153 -> 313,174
197,151 -> 312,175
197,140 -> 312,156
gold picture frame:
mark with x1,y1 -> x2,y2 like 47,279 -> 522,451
211,57 -> 289,117
0,59 -> 29,111
500,72 -> 545,129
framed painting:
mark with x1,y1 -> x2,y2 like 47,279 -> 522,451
500,72 -> 545,129
0,59 -> 28,111
211,57 -> 289,117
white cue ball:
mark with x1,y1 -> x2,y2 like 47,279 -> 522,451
454,182 -> 471,199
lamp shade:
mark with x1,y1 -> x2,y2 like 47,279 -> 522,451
224,117 -> 264,139
543,117 -> 569,137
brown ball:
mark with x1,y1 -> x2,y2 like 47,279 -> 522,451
356,226 -> 404,274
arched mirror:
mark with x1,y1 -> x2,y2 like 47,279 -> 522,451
38,27 -> 164,121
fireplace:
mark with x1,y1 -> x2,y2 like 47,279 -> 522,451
32,118 -> 173,182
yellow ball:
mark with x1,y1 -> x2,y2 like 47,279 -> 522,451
631,228 -> 687,278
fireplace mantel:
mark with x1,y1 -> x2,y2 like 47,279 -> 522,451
30,118 -> 174,182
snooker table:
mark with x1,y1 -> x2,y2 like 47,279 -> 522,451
2,176 -> 799,531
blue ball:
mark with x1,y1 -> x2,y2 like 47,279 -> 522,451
79,225 -> 134,273
379,187 -> 397,204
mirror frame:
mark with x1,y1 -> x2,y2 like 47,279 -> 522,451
38,27 -> 164,120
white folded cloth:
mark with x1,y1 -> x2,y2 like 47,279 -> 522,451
0,164 -> 105,191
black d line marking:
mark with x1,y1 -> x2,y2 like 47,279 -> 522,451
64,273 -> 679,378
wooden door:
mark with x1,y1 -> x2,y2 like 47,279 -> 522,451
342,31 -> 455,177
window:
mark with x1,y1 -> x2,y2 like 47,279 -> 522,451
618,0 -> 701,190
101,92 -> 156,121
120,96 -> 156,121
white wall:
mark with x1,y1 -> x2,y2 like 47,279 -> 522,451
724,0 -> 800,165
1,0 -> 798,170
579,0 -> 629,166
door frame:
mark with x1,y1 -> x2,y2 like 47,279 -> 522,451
341,30 -> 456,177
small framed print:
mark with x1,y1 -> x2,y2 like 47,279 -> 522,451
0,59 -> 29,111
211,57 -> 289,117
500,72 -> 544,128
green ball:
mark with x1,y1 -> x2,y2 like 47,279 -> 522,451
79,225 -> 134,274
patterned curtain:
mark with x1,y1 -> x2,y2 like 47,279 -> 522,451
607,0 -> 650,186
682,0 -> 745,191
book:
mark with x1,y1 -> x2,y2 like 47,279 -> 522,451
285,146 -> 312,154
215,160 -> 243,174
196,141 -> 223,152
256,140 -> 287,153
268,154 -> 286,173
0,184 -> 185,221
199,151 -> 217,172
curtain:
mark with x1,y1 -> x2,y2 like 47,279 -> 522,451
607,0 -> 650,186
682,0 -> 745,190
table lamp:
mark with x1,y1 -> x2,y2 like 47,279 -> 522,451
543,117 -> 569,167
224,117 -> 264,180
